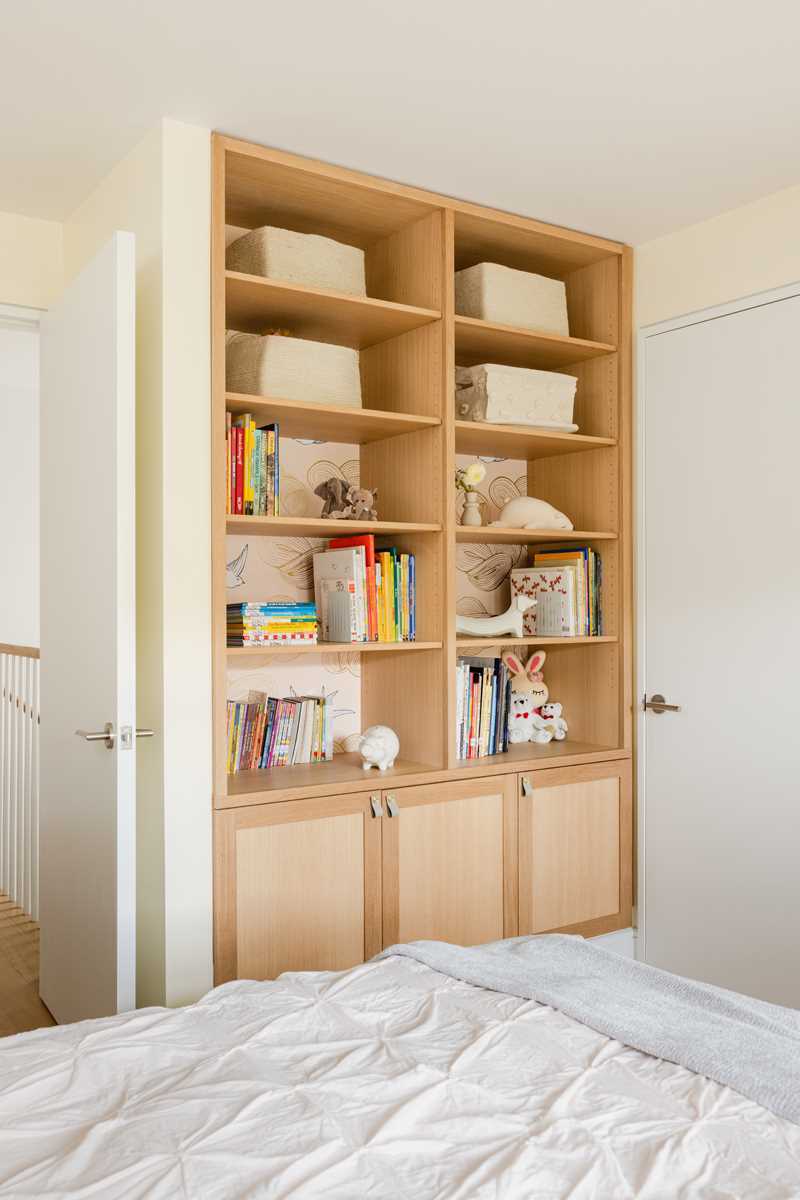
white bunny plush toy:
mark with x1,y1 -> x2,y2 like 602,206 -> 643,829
502,650 -> 553,744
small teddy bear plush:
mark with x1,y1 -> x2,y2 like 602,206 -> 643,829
539,701 -> 568,741
345,486 -> 378,520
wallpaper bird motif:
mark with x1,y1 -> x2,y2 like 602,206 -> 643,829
226,439 -> 530,749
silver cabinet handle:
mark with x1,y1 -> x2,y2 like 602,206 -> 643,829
75,722 -> 115,749
370,794 -> 384,818
385,794 -> 399,818
643,693 -> 682,714
520,775 -> 533,797
136,729 -> 155,737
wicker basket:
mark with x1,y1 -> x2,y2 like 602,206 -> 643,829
226,332 -> 362,407
226,226 -> 366,297
455,363 -> 577,430
455,262 -> 569,335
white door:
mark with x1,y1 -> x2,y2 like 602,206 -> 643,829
39,233 -> 137,1024
640,287 -> 800,1007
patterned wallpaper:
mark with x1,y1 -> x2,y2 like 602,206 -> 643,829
226,437 -> 530,751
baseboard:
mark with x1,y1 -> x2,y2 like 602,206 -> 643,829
588,927 -> 636,958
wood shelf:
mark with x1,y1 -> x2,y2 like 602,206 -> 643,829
453,209 -> 621,279
455,314 -> 615,370
226,272 -> 440,348
454,740 -> 622,773
226,753 -> 437,803
226,514 -> 441,537
455,526 -> 616,544
228,641 -> 442,658
227,393 -> 440,444
455,635 -> 617,650
455,419 -> 614,460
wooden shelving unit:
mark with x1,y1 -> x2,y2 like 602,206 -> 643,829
211,134 -> 632,807
227,393 -> 440,443
226,272 -> 441,347
228,641 -> 442,658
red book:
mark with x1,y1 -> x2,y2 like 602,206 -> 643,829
329,534 -> 377,641
235,426 -> 244,515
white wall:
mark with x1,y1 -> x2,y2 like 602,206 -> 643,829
63,119 -> 212,1007
0,211 -> 62,310
0,314 -> 39,646
636,182 -> 800,328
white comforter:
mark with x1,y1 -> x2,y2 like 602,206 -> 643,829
1,955 -> 799,1198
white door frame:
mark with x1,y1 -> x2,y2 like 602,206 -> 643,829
635,279 -> 800,961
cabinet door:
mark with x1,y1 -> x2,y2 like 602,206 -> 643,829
214,792 -> 382,983
382,777 -> 517,947
519,762 -> 632,937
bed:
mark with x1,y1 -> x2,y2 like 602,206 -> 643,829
1,937 -> 799,1198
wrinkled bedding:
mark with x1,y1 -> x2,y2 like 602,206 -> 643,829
1,954 -> 800,1198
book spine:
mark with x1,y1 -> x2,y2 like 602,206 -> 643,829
235,426 -> 244,515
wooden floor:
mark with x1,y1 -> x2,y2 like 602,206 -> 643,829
0,892 -> 55,1037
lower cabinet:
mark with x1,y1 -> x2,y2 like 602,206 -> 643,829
518,761 -> 632,936
213,760 -> 632,983
381,777 -> 517,946
214,792 -> 382,983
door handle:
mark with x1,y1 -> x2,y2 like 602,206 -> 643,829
385,794 -> 399,818
643,693 -> 682,714
370,794 -> 383,818
75,722 -> 115,749
136,729 -> 155,738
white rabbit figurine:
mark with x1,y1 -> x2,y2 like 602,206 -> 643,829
502,649 -> 554,744
359,725 -> 400,772
491,496 -> 573,531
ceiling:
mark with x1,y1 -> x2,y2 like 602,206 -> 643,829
3,0 -> 799,244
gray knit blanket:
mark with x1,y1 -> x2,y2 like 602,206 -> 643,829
378,935 -> 800,1126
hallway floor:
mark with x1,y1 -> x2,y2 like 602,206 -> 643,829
0,891 -> 55,1037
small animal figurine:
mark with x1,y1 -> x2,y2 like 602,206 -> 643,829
502,649 -> 553,744
359,725 -> 400,772
491,496 -> 573,531
314,476 -> 349,517
345,487 -> 378,521
456,596 -> 535,640
539,701 -> 568,741
314,478 -> 379,520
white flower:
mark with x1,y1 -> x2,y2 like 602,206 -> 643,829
462,462 -> 486,488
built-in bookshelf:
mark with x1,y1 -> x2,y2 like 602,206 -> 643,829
211,136 -> 632,807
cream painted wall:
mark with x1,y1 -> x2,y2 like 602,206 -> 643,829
636,182 -> 800,328
0,211 -> 62,310
63,119 -> 212,1008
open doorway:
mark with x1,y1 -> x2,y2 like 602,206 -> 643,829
0,303 -> 51,1033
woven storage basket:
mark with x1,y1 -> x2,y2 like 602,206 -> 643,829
226,226 -> 366,297
226,332 -> 362,407
455,363 -> 577,430
455,262 -> 569,335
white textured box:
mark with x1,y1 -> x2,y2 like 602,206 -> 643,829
226,332 -> 362,407
455,363 -> 577,429
226,225 -> 366,297
455,262 -> 569,335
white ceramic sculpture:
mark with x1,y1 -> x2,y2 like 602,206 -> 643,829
490,496 -> 573,531
455,596 -> 535,640
359,725 -> 400,772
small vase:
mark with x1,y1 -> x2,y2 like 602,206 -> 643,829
460,491 -> 482,527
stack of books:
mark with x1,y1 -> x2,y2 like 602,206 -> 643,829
225,413 -> 279,516
226,602 -> 318,647
312,535 -> 415,643
456,656 -> 511,760
511,547 -> 602,638
226,691 -> 333,772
